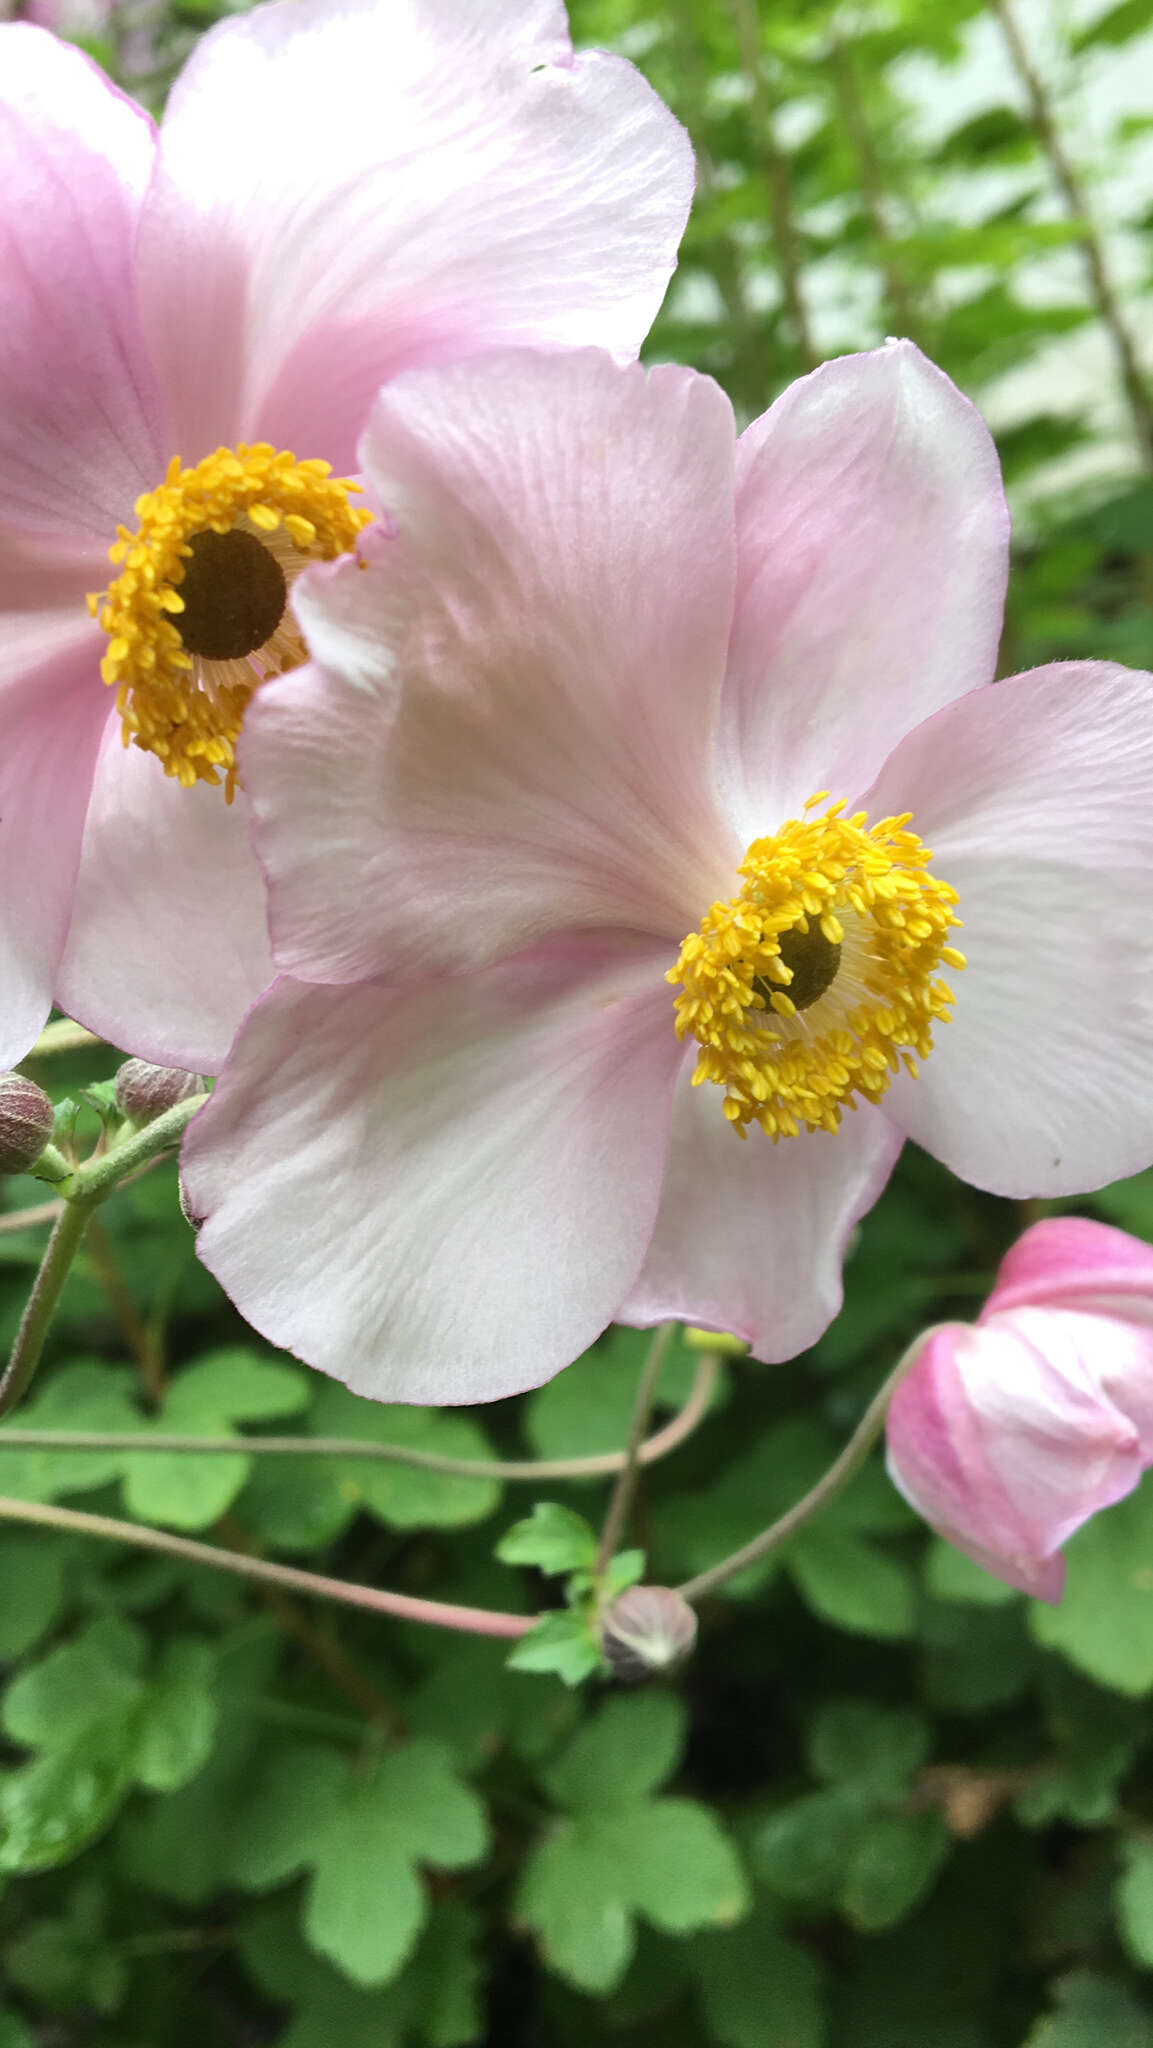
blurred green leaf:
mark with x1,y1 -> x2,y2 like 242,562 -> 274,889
496,1502 -> 599,1576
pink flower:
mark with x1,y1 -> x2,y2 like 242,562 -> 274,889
886,1217 -> 1153,1601
0,3 -> 691,1072
180,342 -> 1153,1403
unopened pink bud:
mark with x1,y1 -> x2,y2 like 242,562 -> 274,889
115,1059 -> 205,1127
601,1585 -> 697,1682
886,1218 -> 1153,1603
0,1073 -> 56,1176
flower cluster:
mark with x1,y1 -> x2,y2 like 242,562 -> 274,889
4,0 -> 1153,1527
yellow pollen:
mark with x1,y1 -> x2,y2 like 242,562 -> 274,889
88,444 -> 371,799
669,799 -> 963,1140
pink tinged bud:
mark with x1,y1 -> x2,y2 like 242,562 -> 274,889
601,1585 -> 698,1682
0,1073 -> 56,1176
887,1220 -> 1153,1604
114,1059 -> 205,1127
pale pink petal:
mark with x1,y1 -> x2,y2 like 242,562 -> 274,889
721,342 -> 1008,841
866,661 -> 1153,1196
55,726 -> 274,1072
138,0 -> 692,466
618,1052 -> 903,1362
990,1217 -> 1153,1322
183,937 -> 680,1404
998,1305 -> 1153,1467
0,25 -> 161,542
245,351 -> 738,984
887,1312 -> 1146,1600
0,616 -> 110,1068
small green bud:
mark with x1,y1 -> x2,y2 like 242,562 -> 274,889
114,1059 -> 205,1126
601,1585 -> 698,1683
0,1072 -> 57,1175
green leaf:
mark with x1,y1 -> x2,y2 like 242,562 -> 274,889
0,1534 -> 69,1656
1072,0 -> 1153,54
0,1361 -> 140,1501
518,1797 -> 747,1993
604,1798 -> 748,1935
6,1890 -> 126,2014
787,1525 -> 916,1640
1031,1478 -> 1153,1693
925,1538 -> 1019,1607
226,1741 -> 348,1891
302,1742 -> 488,1987
1117,1839 -> 1153,1968
753,1788 -> 872,1909
807,1700 -> 930,1800
122,1347 -> 308,1530
506,1611 -> 603,1686
691,1901 -> 827,2048
2,1615 -> 143,1749
543,1693 -> 685,1810
517,1818 -> 634,1993
308,1383 -> 500,1529
134,1638 -> 218,1793
1024,1971 -> 1153,2047
840,1808 -> 949,1932
496,1502 -> 599,1575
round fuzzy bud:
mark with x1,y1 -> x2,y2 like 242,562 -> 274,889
601,1586 -> 698,1684
0,1072 -> 56,1175
115,1059 -> 205,1126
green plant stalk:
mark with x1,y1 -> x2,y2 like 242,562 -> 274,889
0,1352 -> 720,1483
0,1093 -> 208,1419
0,1493 -> 534,1640
675,1333 -> 936,1603
990,0 -> 1153,470
594,1320 -> 679,1574
0,1199 -> 97,1420
28,1017 -> 103,1057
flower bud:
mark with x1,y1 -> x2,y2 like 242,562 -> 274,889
886,1218 -> 1153,1604
114,1059 -> 205,1127
601,1585 -> 698,1683
0,1073 -> 56,1175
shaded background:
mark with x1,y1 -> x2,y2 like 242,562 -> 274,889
2,0 -> 1153,2042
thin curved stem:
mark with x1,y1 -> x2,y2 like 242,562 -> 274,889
0,1197 -> 64,1237
0,1353 -> 720,1483
676,1335 -> 933,1604
595,1321 -> 678,1573
0,1494 -> 534,1640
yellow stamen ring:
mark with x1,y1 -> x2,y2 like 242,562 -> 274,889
670,797 -> 964,1140
88,445 -> 371,799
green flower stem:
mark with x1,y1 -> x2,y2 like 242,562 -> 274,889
28,1017 -> 103,1057
0,1200 -> 98,1421
0,1093 -> 209,1421
0,1493 -> 534,1640
675,1334 -> 935,1605
57,1092 -> 209,1204
595,1320 -> 679,1575
0,1351 -> 720,1482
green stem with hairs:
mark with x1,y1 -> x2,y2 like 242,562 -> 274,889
676,1335 -> 933,1604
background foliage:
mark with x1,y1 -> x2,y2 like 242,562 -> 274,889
3,0 -> 1153,2040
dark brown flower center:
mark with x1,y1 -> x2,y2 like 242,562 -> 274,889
176,528 -> 287,661
753,921 -> 842,1014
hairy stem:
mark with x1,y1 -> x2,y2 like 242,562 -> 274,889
0,1494 -> 534,1640
676,1336 -> 932,1603
0,1199 -> 96,1420
28,1018 -> 103,1058
595,1321 -> 679,1574
0,1354 -> 720,1483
